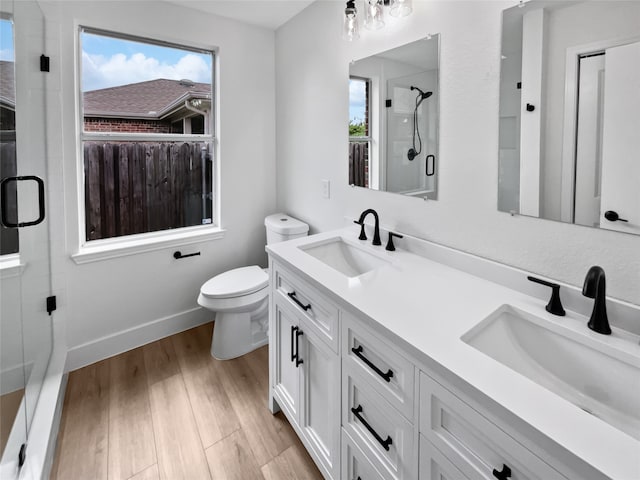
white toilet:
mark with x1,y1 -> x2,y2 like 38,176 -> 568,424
198,213 -> 309,360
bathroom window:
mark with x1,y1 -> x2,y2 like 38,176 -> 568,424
349,76 -> 370,188
79,28 -> 215,243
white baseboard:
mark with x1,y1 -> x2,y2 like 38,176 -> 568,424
1,362 -> 33,396
65,307 -> 212,372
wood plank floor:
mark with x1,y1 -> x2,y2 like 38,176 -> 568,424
1,388 -> 24,457
50,323 -> 323,480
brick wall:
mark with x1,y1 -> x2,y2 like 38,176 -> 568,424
84,117 -> 172,133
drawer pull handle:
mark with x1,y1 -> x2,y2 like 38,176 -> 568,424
287,291 -> 311,311
290,325 -> 297,363
493,464 -> 512,480
352,345 -> 393,382
295,328 -> 304,367
351,404 -> 393,451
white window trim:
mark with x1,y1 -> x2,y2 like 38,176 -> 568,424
75,27 -> 219,262
72,224 -> 225,264
0,253 -> 25,278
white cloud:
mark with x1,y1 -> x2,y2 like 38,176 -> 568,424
82,51 -> 211,91
0,48 -> 14,62
349,79 -> 365,104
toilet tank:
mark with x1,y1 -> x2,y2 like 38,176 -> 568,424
265,213 -> 309,245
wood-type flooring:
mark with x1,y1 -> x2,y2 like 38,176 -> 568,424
51,323 -> 322,480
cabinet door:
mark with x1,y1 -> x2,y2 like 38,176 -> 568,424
299,325 -> 341,480
272,303 -> 301,421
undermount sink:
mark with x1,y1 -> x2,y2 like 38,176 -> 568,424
299,237 -> 389,278
462,304 -> 640,441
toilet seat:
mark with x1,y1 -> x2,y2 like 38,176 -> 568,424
200,265 -> 268,299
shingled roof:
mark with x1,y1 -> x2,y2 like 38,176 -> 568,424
83,78 -> 211,119
0,61 -> 15,109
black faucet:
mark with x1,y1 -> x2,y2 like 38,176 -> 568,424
582,266 -> 611,335
354,209 -> 381,246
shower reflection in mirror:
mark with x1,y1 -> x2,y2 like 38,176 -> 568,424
348,35 -> 440,199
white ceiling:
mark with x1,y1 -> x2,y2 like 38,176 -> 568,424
163,0 -> 317,30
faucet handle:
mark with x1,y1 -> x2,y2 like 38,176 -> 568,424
527,276 -> 566,316
385,232 -> 404,251
353,220 -> 367,240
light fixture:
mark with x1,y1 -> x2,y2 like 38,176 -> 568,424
364,0 -> 385,30
389,0 -> 412,18
343,0 -> 360,41
343,0 -> 412,40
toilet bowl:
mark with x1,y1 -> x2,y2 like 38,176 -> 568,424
198,214 -> 309,360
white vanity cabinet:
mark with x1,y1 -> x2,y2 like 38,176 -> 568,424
269,261 -> 341,480
268,250 -> 609,480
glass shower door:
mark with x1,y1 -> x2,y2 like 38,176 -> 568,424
0,0 -> 52,475
385,72 -> 438,198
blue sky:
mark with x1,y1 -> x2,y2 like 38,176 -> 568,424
0,19 -> 14,61
349,78 -> 366,124
81,31 -> 212,91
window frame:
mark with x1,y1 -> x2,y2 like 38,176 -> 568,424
349,76 -> 372,188
74,26 -> 221,263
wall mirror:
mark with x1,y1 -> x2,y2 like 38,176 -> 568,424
498,1 -> 640,235
349,35 -> 440,199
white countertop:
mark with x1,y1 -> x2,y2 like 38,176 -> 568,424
267,226 -> 640,480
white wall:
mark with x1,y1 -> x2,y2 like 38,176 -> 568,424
275,1 -> 640,306
40,1 -> 277,369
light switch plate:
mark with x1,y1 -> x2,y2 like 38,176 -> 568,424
321,179 -> 330,199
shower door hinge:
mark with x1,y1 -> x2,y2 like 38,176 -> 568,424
18,443 -> 26,467
46,295 -> 57,315
40,54 -> 50,72
385,99 -> 392,108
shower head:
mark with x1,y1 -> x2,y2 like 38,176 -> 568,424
410,86 -> 433,100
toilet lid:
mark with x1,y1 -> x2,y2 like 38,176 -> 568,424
200,265 -> 269,299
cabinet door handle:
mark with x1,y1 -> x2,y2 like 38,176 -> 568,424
291,325 -> 297,363
295,328 -> 304,367
351,345 -> 394,382
492,464 -> 512,480
287,291 -> 311,311
351,404 -> 392,451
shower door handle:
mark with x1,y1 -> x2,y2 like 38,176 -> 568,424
425,155 -> 435,177
0,175 -> 46,228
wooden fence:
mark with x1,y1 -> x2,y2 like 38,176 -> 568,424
84,141 -> 212,241
349,141 -> 368,188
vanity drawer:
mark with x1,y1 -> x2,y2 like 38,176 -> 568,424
342,429 -> 389,480
272,262 -> 339,352
343,366 -> 416,480
419,373 -> 567,480
343,311 -> 415,420
419,435 -> 469,480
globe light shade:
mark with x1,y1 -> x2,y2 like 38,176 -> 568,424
364,0 -> 385,30
389,0 -> 412,18
343,2 -> 360,41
